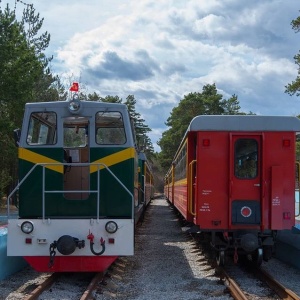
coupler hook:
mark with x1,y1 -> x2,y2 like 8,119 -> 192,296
48,241 -> 57,269
87,231 -> 105,256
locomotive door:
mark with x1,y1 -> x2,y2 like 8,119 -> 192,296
230,135 -> 262,226
63,118 -> 90,200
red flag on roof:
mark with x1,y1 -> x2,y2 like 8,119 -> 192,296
70,82 -> 79,92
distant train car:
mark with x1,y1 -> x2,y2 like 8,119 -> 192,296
165,115 -> 300,265
164,168 -> 174,205
138,152 -> 154,207
7,94 -> 151,272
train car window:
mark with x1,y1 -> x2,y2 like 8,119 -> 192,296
27,112 -> 57,145
234,139 -> 258,179
96,112 -> 126,145
174,143 -> 187,181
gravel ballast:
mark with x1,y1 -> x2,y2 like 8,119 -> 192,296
96,198 -> 231,299
1,197 -> 300,299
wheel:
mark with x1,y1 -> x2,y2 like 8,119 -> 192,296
251,248 -> 263,267
216,249 -> 225,266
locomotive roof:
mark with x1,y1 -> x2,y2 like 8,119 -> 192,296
188,115 -> 300,132
25,100 -> 127,110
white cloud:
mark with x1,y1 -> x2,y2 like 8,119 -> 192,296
193,14 -> 227,37
3,0 -> 300,152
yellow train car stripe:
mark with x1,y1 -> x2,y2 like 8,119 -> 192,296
90,148 -> 135,173
174,178 -> 188,186
19,148 -> 63,173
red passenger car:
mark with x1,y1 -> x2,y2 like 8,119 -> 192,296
165,115 -> 300,265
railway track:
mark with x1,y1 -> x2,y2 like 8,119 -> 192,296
2,199 -> 300,299
256,268 -> 300,300
12,271 -> 105,300
23,273 -> 58,300
219,266 -> 300,300
187,230 -> 300,300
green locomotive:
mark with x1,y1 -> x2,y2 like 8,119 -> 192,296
7,94 -> 151,272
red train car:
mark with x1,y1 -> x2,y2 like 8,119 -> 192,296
165,115 -> 300,265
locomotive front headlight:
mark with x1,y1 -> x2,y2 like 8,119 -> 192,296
105,221 -> 118,234
21,221 -> 34,234
68,99 -> 80,113
68,95 -> 82,114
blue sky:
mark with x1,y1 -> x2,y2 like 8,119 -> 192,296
3,0 -> 300,151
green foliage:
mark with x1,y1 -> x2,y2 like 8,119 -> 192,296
149,152 -> 165,193
291,15 -> 300,32
86,93 -> 154,155
158,84 -> 247,171
0,3 -> 63,199
285,14 -> 300,96
88,92 -> 101,101
100,95 -> 123,103
124,95 -> 153,154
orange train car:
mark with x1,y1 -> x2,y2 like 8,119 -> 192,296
165,115 -> 300,265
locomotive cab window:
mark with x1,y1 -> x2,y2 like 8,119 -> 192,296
234,139 -> 258,179
96,112 -> 126,145
63,117 -> 89,148
27,112 -> 57,145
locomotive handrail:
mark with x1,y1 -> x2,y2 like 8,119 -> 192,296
7,163 -> 41,217
141,174 -> 146,204
7,162 -> 134,222
43,162 -> 134,222
188,160 -> 197,216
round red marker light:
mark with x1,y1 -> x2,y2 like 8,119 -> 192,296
241,206 -> 252,218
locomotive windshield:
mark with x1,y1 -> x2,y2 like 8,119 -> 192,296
96,111 -> 126,145
27,112 -> 57,145
63,117 -> 88,148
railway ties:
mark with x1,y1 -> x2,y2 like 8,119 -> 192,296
183,226 -> 300,300
5,198 -> 300,299
23,272 -> 105,300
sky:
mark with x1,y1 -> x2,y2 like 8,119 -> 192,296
2,0 -> 300,152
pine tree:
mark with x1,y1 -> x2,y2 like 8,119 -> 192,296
285,14 -> 300,96
0,3 -> 62,198
158,84 -> 245,171
124,95 -> 153,154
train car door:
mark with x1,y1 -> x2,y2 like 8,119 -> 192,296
187,132 -> 197,222
230,135 -> 262,227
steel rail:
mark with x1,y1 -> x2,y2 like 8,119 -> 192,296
258,268 -> 300,300
80,272 -> 104,300
24,273 -> 58,300
23,272 -> 104,300
219,268 -> 248,300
